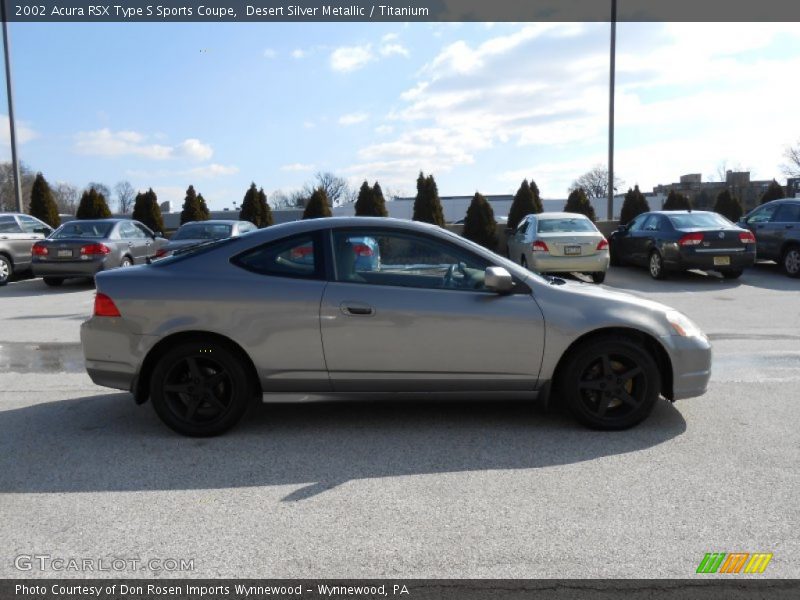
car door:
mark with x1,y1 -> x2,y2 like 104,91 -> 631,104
118,221 -> 147,262
319,227 -> 545,393
508,217 -> 530,263
742,203 -> 781,259
133,222 -> 158,258
616,214 -> 650,266
0,215 -> 38,270
766,203 -> 800,258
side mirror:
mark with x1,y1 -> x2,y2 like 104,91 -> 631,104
485,266 -> 513,293
616,224 -> 626,232
737,218 -> 747,226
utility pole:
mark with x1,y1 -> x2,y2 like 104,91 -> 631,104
607,0 -> 617,221
1,2 -> 23,213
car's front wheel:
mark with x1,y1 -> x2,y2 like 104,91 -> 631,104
649,251 -> 667,280
590,272 -> 606,284
150,341 -> 253,436
558,336 -> 661,430
0,255 -> 12,286
782,245 -> 800,278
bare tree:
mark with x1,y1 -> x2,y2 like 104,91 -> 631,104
303,172 -> 353,207
569,165 -> 624,199
52,182 -> 80,215
782,142 -> 800,178
0,161 -> 35,211
86,181 -> 112,201
114,181 -> 136,214
710,160 -> 747,183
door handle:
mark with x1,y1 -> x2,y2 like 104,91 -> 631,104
339,302 -> 374,316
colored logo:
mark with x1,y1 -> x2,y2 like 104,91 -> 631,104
696,552 -> 773,574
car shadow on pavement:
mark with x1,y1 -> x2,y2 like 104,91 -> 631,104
0,277 -> 94,297
0,392 -> 686,500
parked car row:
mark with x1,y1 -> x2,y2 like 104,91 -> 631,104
506,199 -> 800,281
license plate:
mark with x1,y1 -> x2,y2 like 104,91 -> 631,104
564,245 -> 581,256
713,256 -> 730,266
57,250 -> 72,258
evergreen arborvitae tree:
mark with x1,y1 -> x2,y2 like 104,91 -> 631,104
713,189 -> 744,222
663,189 -> 692,211
563,188 -> 596,222
371,181 -> 388,216
132,188 -> 165,233
463,192 -> 498,250
180,185 -> 206,224
760,179 -> 785,204
29,173 -> 61,228
412,171 -> 445,226
619,185 -> 650,225
257,187 -> 273,227
508,179 -> 543,230
76,187 -> 112,219
239,183 -> 261,226
302,187 -> 333,219
197,193 -> 211,220
354,180 -> 389,217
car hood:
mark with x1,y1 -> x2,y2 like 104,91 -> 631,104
551,277 -> 675,313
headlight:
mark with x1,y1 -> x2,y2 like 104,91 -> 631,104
665,310 -> 705,338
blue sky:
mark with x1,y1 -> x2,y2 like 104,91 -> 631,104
3,21 -> 800,210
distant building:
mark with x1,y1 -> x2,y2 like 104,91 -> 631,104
787,177 -> 800,198
653,172 -> 778,211
159,201 -> 172,214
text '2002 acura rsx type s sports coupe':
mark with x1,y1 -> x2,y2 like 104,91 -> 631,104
80,217 -> 712,436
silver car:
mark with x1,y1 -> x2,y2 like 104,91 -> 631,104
80,217 -> 711,436
0,213 -> 54,285
156,219 -> 257,258
507,212 -> 610,283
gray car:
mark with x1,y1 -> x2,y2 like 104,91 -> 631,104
739,198 -> 800,277
32,218 -> 168,286
0,213 -> 54,285
156,219 -> 257,258
80,217 -> 712,436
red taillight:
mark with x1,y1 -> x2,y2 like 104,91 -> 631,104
351,243 -> 373,257
32,242 -> 48,256
678,233 -> 704,247
532,240 -> 549,253
80,243 -> 111,255
290,245 -> 313,259
154,248 -> 168,258
596,238 -> 609,251
739,231 -> 756,244
93,293 -> 121,317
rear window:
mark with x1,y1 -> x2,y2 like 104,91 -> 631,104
173,223 -> 233,240
668,213 -> 731,229
538,217 -> 596,233
52,222 -> 113,239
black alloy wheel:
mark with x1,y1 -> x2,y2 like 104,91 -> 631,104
150,342 -> 253,436
560,337 -> 660,430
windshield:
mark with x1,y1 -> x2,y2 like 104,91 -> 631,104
172,223 -> 233,240
52,222 -> 113,239
538,218 -> 597,233
668,213 -> 732,229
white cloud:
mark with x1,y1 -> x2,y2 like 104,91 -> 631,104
380,43 -> 410,58
280,163 -> 316,172
375,125 -> 394,135
330,44 -> 374,72
0,116 -> 37,145
263,48 -> 277,59
382,33 -> 399,42
75,129 -> 214,161
339,112 -> 369,126
126,163 -> 239,180
291,49 -> 306,59
303,120 -> 316,129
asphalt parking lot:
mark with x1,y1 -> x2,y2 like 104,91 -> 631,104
0,264 -> 798,578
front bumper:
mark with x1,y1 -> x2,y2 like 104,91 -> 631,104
530,252 -> 610,273
661,334 -> 712,400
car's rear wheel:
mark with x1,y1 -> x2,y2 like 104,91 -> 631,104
609,241 -> 622,266
520,255 -> 528,269
590,272 -> 606,284
43,277 -> 64,287
150,341 -> 253,436
720,268 -> 743,279
0,255 -> 12,286
559,336 -> 660,430
649,251 -> 667,280
782,245 -> 800,278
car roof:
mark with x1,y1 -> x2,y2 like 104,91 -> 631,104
533,212 -> 592,220
179,220 -> 243,225
650,210 -> 716,216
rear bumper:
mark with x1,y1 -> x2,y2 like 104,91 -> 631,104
667,248 -> 756,271
32,257 -> 110,278
80,317 -> 151,393
661,334 -> 712,400
530,251 -> 610,273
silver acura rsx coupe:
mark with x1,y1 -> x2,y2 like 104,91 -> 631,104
80,217 -> 712,436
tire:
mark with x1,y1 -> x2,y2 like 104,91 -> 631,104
0,254 -> 11,286
648,250 -> 667,280
120,256 -> 133,268
558,336 -> 661,430
721,268 -> 743,280
150,341 -> 253,437
43,277 -> 64,287
782,245 -> 800,278
520,255 -> 528,269
590,272 -> 606,284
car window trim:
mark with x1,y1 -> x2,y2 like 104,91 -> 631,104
230,230 -> 326,281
